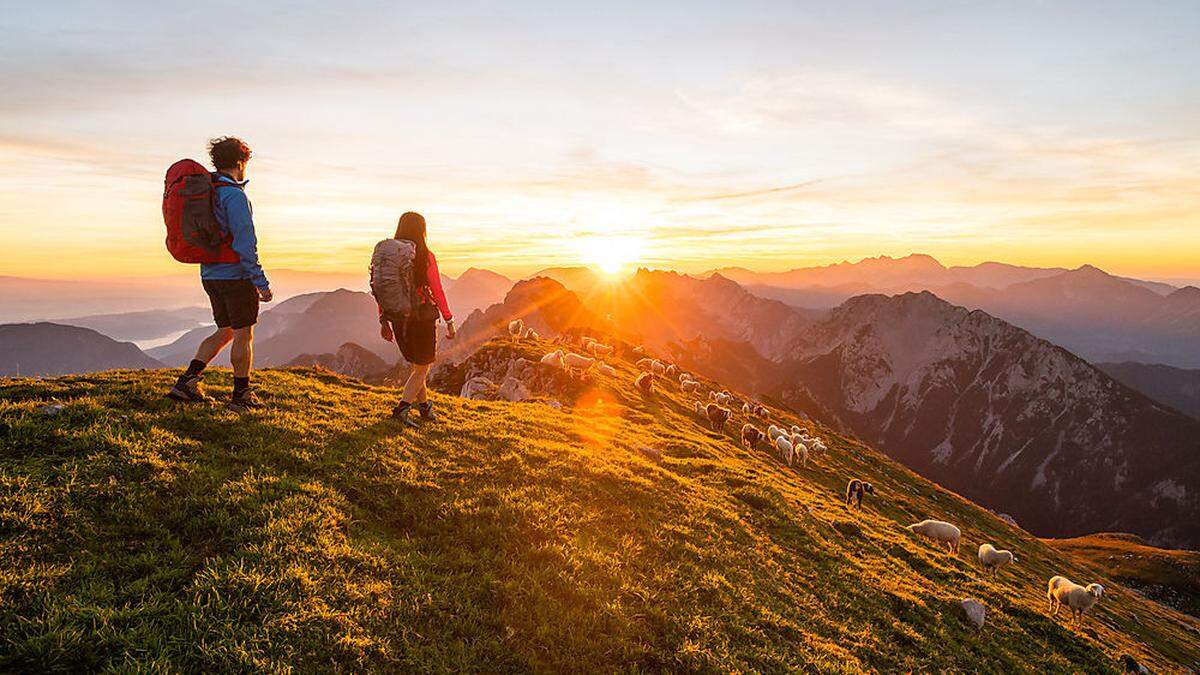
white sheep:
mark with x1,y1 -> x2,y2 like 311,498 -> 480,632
588,342 -> 614,357
562,352 -> 596,372
906,519 -> 961,554
597,363 -> 616,377
540,350 -> 565,368
508,318 -> 525,338
977,544 -> 1016,577
694,401 -> 705,417
680,380 -> 701,394
790,437 -> 809,467
679,372 -> 692,383
742,402 -> 752,415
636,358 -> 652,371
580,336 -> 597,351
790,425 -> 802,435
651,360 -> 667,376
665,364 -> 677,378
775,435 -> 794,466
767,425 -> 783,442
1047,576 -> 1104,623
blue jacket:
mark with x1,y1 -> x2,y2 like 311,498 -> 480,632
200,173 -> 270,290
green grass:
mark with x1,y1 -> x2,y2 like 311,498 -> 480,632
1,339 -> 1198,672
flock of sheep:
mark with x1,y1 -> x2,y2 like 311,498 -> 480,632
511,321 -> 1109,632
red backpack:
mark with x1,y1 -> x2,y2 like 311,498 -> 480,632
162,159 -> 241,264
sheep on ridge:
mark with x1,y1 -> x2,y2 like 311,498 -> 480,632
977,544 -> 1016,577
742,402 -> 752,415
705,403 -> 732,432
845,479 -> 874,509
540,350 -> 566,368
790,438 -> 809,467
665,364 -> 677,378
906,519 -> 961,554
740,424 -> 764,450
651,360 -> 667,375
635,371 -> 655,397
636,358 -> 652,371
1046,576 -> 1104,623
508,319 -> 525,339
597,363 -> 616,377
588,342 -> 614,357
562,352 -> 596,373
775,436 -> 794,466
767,425 -> 784,442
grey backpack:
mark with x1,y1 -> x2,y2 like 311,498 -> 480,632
369,238 -> 419,319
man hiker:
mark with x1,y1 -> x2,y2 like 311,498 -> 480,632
165,136 -> 272,411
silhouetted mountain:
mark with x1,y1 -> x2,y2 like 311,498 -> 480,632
525,266 -> 602,295
0,323 -> 162,376
1097,362 -> 1200,420
442,267 -> 514,319
774,291 -> 1200,548
445,277 -> 606,362
60,307 -> 210,342
285,342 -> 389,380
254,289 -> 395,366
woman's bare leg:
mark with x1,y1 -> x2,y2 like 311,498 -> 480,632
402,364 -> 430,403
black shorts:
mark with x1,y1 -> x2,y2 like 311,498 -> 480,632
202,279 -> 259,329
388,316 -> 437,365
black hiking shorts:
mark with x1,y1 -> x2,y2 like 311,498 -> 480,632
202,279 -> 259,329
387,316 -> 437,366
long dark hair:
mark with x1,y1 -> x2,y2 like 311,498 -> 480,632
394,211 -> 430,287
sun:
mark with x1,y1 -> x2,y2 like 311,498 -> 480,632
578,235 -> 644,277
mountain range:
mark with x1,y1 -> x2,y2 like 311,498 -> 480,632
0,323 -> 162,376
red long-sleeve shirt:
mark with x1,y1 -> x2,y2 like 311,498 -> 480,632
377,250 -> 453,322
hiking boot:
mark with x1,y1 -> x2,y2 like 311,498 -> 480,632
166,374 -> 210,403
391,402 -> 419,428
226,388 -> 264,413
416,401 -> 438,421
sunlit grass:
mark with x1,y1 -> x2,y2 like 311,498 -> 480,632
0,351 -> 1196,672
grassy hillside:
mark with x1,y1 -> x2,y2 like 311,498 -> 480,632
1045,534 -> 1200,619
1,340 -> 1198,672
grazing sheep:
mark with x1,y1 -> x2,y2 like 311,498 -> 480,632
977,544 -> 1016,577
540,350 -> 566,368
775,435 -> 794,465
767,425 -> 784,442
580,336 -> 597,351
665,364 -> 677,378
705,403 -> 732,432
635,371 -> 655,396
1047,576 -> 1104,623
651,360 -> 667,375
528,329 -> 540,340
636,358 -> 652,371
790,425 -> 802,435
742,402 -> 752,415
694,401 -> 704,417
589,342 -> 614,357
562,352 -> 596,372
754,405 -> 769,420
708,391 -> 718,402
680,380 -> 701,394
791,439 -> 809,467
597,363 -> 616,377
508,318 -> 525,338
845,479 -> 874,508
678,371 -> 693,383
810,439 -> 828,455
906,519 -> 961,554
741,424 -> 764,449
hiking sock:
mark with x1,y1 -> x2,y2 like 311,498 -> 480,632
177,359 -> 206,385
233,377 -> 250,395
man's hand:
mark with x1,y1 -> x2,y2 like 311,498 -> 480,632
257,287 -> 273,303
380,322 -> 394,342
446,320 -> 457,340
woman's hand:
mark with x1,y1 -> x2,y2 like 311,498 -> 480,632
446,319 -> 457,340
380,321 -> 394,342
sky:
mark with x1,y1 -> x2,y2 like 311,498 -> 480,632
1,0 -> 1198,282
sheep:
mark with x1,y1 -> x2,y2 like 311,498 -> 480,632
540,350 -> 566,368
636,358 -> 652,371
596,363 -> 616,377
635,372 -> 655,396
680,380 -> 701,394
775,436 -> 794,466
651,360 -> 667,376
977,544 -> 1017,577
694,401 -> 705,417
740,424 -> 764,450
790,425 -> 802,436
708,391 -> 718,402
754,405 -> 769,420
705,403 -> 732,432
665,364 -> 677,378
528,329 -> 540,340
508,318 -> 525,338
906,519 -> 961,554
742,402 -> 752,415
580,336 -> 597,351
562,352 -> 596,372
845,479 -> 874,509
791,439 -> 809,467
767,425 -> 784,442
678,371 -> 693,383
588,342 -> 614,357
810,439 -> 828,455
1047,576 -> 1104,623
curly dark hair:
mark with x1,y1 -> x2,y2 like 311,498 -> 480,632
208,136 -> 252,171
